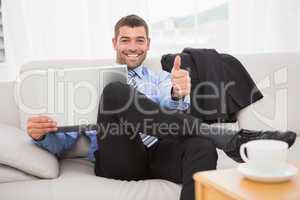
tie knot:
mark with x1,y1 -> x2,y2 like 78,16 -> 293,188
128,70 -> 136,78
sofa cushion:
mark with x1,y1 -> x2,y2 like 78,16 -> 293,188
0,123 -> 59,178
0,158 -> 181,200
0,164 -> 37,183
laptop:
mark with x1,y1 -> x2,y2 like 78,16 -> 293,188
17,65 -> 127,132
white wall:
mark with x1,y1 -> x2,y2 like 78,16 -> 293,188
2,0 -> 300,81
0,0 -> 28,81
1,0 -> 149,81
22,0 -> 92,60
229,0 -> 300,54
2,0 -> 105,81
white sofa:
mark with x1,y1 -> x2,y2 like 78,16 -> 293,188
0,53 -> 299,200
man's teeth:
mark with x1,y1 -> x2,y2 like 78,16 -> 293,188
127,54 -> 138,57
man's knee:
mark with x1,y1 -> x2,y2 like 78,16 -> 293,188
103,82 -> 128,97
94,149 -> 148,181
101,82 -> 134,107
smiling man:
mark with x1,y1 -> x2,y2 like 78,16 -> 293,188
27,15 -> 296,200
113,25 -> 150,69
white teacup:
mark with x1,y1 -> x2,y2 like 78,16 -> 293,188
240,139 -> 288,174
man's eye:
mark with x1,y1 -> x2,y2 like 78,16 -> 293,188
137,40 -> 145,43
120,39 -> 129,43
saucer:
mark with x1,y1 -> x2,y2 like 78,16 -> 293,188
237,163 -> 298,183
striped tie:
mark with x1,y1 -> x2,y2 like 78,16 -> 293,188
139,132 -> 158,148
128,70 -> 137,88
127,69 -> 158,147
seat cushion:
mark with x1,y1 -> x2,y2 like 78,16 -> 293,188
0,158 -> 181,200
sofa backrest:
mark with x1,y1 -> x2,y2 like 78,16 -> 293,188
0,81 -> 20,127
20,58 -> 162,73
17,54 -> 300,133
1,53 -> 299,159
235,53 -> 300,135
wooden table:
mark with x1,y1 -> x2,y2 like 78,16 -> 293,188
193,161 -> 300,200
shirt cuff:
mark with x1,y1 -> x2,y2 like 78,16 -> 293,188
170,87 -> 184,101
65,131 -> 80,139
32,134 -> 49,146
165,98 -> 190,110
32,135 -> 46,142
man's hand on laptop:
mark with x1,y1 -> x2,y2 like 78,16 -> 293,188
171,55 -> 191,99
27,116 -> 58,141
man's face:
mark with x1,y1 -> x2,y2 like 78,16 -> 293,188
113,26 -> 150,69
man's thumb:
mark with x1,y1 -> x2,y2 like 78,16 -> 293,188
173,55 -> 181,71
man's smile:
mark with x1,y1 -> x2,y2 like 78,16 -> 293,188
124,52 -> 143,58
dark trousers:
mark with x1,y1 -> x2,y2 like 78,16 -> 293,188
94,82 -> 218,200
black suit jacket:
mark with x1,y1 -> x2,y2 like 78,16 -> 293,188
161,48 -> 263,123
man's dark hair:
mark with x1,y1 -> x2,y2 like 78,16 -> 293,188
114,14 -> 149,38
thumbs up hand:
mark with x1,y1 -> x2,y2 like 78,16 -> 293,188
171,55 -> 191,99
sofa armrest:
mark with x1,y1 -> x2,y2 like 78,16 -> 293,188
0,123 -> 59,179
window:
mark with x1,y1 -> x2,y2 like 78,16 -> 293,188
0,0 -> 5,62
148,0 -> 229,56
